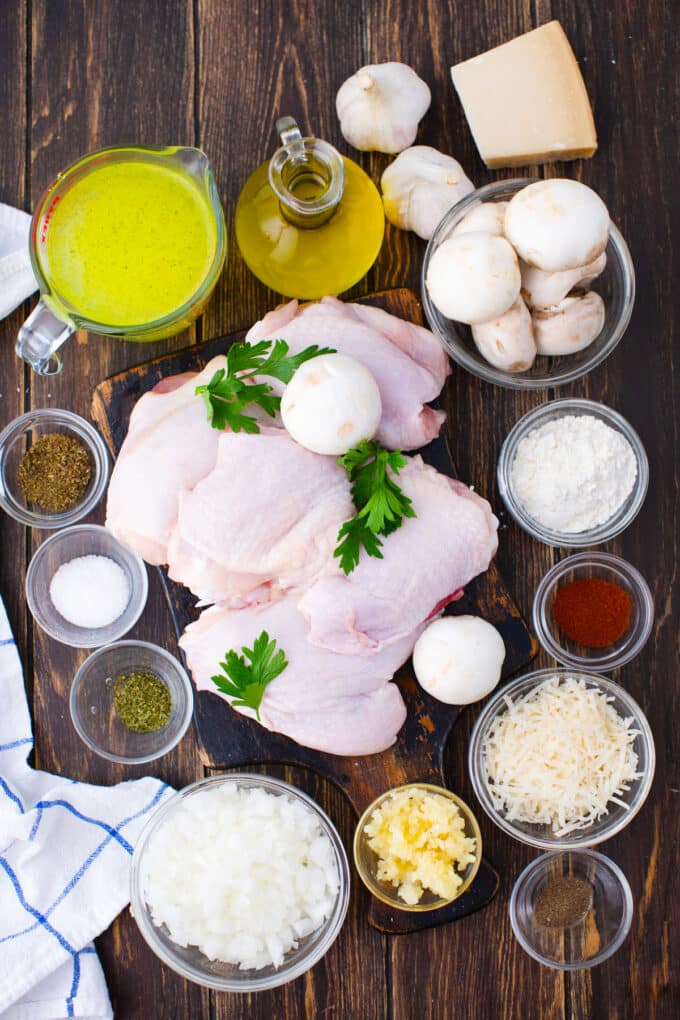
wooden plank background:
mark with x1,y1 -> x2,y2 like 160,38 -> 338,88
0,1 -> 677,1017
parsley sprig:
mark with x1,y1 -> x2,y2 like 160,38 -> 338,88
334,440 -> 416,575
195,339 -> 334,432
211,630 -> 288,721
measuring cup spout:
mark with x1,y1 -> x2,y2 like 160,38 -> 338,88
16,300 -> 74,375
171,147 -> 213,186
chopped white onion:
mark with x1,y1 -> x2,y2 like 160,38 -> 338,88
141,785 -> 340,970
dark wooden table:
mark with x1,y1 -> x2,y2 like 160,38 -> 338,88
1,2 -> 677,1017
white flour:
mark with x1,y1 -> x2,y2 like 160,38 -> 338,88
511,415 -> 638,533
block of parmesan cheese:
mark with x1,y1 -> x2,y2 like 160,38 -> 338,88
450,21 -> 597,168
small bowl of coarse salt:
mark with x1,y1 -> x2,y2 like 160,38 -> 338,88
129,773 -> 350,992
25,524 -> 148,647
497,398 -> 649,547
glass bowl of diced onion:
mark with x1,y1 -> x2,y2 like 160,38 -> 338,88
468,669 -> 655,850
129,773 -> 350,992
353,783 -> 482,911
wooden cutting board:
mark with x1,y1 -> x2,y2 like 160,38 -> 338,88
92,288 -> 537,935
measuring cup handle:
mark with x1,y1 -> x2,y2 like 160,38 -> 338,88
16,300 -> 74,375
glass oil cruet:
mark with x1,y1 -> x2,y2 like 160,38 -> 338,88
234,117 -> 384,300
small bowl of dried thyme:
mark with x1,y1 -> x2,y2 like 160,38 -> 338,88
0,408 -> 109,529
70,640 -> 194,764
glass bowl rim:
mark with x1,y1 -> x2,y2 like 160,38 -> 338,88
496,397 -> 649,548
353,782 -> 483,911
25,523 -> 149,648
508,848 -> 634,969
532,551 -> 655,670
69,639 -> 194,764
421,177 -> 636,391
468,667 -> 656,850
0,408 -> 110,528
129,772 -> 351,992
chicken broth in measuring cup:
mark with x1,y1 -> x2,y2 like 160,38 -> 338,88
17,145 -> 226,375
44,161 -> 218,325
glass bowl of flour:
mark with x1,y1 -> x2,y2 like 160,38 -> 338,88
497,399 -> 649,547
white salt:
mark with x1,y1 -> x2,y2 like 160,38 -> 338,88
49,554 -> 130,628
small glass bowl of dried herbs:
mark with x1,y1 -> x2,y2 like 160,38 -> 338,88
510,850 -> 633,969
70,640 -> 194,764
0,408 -> 109,528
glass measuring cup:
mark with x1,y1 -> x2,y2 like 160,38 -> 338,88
17,145 -> 226,375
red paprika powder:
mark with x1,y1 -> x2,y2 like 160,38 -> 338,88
553,578 -> 632,647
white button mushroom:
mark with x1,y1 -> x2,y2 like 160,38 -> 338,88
452,201 -> 508,237
425,231 -> 521,324
380,146 -> 474,241
520,252 -> 607,310
281,353 -> 382,456
413,615 -> 506,705
504,179 -> 610,272
532,292 -> 606,355
336,62 -> 431,154
471,297 -> 536,373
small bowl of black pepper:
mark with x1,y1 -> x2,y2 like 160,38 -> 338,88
509,850 -> 633,969
0,408 -> 110,528
70,640 -> 194,764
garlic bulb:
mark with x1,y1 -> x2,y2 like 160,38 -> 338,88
380,146 -> 474,240
336,62 -> 431,154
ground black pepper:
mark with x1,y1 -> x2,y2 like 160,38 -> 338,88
18,432 -> 91,513
534,875 -> 593,927
113,671 -> 172,733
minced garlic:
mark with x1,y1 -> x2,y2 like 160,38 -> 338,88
364,787 -> 477,906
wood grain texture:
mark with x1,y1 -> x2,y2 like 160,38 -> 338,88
26,2 -> 207,1017
0,0 -> 28,675
0,0 -> 676,1017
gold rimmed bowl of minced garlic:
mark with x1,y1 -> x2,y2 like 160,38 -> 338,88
353,783 -> 482,911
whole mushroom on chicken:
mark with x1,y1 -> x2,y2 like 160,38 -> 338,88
281,353 -> 382,455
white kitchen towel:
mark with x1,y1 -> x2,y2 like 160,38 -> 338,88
0,203 -> 38,319
0,596 -> 175,1018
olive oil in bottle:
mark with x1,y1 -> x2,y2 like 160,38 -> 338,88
235,117 -> 384,299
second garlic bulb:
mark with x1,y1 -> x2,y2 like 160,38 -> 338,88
381,146 -> 475,240
336,62 -> 431,154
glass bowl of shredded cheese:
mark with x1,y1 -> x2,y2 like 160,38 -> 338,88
468,669 -> 655,850
353,783 -> 482,911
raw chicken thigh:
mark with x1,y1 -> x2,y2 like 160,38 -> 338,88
298,458 -> 498,655
105,297 -> 498,757
167,427 -> 353,605
179,594 -> 418,756
245,297 -> 450,450
106,357 -> 224,564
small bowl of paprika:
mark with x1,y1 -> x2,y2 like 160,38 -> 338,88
532,552 -> 654,672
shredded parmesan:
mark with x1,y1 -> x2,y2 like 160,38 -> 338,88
482,676 -> 641,836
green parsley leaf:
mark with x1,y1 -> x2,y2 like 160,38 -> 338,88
333,440 -> 416,575
210,630 -> 288,721
195,339 -> 335,432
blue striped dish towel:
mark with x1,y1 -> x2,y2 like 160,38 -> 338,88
0,596 -> 174,1018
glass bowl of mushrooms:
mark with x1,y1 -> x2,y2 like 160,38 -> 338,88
421,178 -> 635,390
